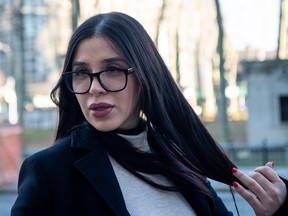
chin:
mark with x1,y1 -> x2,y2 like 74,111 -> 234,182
89,121 -> 120,132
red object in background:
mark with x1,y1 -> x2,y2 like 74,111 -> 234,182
0,125 -> 22,188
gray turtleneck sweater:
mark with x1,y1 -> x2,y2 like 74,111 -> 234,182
108,130 -> 196,216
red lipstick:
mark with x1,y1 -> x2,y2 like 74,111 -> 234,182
89,103 -> 113,117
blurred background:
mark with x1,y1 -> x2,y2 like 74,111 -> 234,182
0,0 -> 288,215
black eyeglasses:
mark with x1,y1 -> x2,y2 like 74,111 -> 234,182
62,67 -> 134,94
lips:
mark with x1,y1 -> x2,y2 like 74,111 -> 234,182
89,103 -> 113,117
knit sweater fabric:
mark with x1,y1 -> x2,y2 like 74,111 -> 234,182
108,130 -> 196,216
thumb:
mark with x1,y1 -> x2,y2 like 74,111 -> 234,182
265,161 -> 274,168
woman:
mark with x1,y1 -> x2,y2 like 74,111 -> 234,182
12,12 -> 287,216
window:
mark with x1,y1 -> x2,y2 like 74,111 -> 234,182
280,96 -> 288,122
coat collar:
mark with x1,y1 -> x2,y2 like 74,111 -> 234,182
70,123 -> 104,150
71,127 -> 130,216
69,124 -> 215,216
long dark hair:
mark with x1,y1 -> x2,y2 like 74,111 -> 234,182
51,12 -> 238,214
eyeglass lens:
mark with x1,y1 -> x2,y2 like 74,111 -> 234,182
65,69 -> 128,93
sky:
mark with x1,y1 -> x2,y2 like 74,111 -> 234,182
220,0 -> 280,51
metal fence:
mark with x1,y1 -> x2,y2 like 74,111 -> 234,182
23,108 -> 57,129
222,143 -> 288,167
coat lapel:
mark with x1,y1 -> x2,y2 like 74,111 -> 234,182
71,128 -> 130,216
70,124 -> 215,215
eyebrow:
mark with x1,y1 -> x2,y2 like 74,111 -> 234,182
71,62 -> 88,68
102,57 -> 128,64
71,57 -> 128,68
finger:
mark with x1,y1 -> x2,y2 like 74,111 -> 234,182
254,165 -> 281,183
232,168 -> 267,200
233,181 -> 281,216
248,170 -> 274,193
249,166 -> 287,207
232,181 -> 261,208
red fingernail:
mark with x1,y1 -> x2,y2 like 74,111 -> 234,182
271,162 -> 275,168
231,167 -> 238,173
232,181 -> 238,188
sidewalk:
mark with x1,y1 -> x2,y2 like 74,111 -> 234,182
0,183 -> 253,216
0,181 -> 17,216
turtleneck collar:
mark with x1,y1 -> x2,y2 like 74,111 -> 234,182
113,119 -> 147,135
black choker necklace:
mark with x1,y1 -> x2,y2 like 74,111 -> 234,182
113,120 -> 147,135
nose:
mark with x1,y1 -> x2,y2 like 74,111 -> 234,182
89,77 -> 107,96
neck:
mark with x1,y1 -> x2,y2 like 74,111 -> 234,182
113,120 -> 146,135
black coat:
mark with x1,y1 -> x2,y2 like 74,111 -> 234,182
11,127 -> 287,216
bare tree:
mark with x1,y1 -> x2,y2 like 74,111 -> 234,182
11,0 -> 24,126
194,39 -> 203,110
277,0 -> 287,59
71,0 -> 80,30
214,0 -> 230,143
155,0 -> 166,46
175,28 -> 182,89
174,1 -> 182,89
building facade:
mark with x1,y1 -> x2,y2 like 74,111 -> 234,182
243,60 -> 288,145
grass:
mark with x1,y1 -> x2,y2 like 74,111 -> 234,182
22,128 -> 56,149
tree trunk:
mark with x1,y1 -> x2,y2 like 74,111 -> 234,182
155,0 -> 166,46
214,0 -> 230,143
277,0 -> 287,59
71,0 -> 80,30
12,0 -> 24,127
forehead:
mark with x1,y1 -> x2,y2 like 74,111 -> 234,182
74,37 -> 120,58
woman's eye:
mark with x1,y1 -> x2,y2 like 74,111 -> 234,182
74,72 -> 85,76
107,67 -> 119,72
72,70 -> 89,79
107,66 -> 125,73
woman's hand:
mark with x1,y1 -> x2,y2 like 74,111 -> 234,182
232,162 -> 287,216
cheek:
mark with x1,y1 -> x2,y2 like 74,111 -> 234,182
116,86 -> 140,116
126,81 -> 141,108
75,95 -> 86,111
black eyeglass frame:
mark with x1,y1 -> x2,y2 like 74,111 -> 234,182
62,67 -> 134,94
